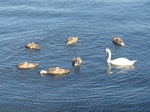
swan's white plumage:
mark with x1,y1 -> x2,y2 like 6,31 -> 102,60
105,48 -> 136,66
109,58 -> 136,65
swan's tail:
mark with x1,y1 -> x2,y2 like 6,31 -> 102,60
132,60 -> 137,64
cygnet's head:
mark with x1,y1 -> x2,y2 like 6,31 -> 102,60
40,70 -> 47,75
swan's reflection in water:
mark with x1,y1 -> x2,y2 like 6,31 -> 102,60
106,63 -> 135,74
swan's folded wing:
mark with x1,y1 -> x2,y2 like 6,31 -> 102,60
111,58 -> 132,65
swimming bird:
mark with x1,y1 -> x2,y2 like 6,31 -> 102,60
66,37 -> 78,46
72,56 -> 82,67
25,42 -> 40,50
40,67 -> 70,75
112,37 -> 125,46
17,62 -> 38,69
105,48 -> 136,66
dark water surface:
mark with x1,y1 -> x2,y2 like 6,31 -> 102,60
0,0 -> 150,112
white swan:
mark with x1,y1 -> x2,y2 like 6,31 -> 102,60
105,48 -> 137,66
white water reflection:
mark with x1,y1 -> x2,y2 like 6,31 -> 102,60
106,63 -> 135,74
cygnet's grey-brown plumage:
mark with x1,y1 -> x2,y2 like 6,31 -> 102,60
17,62 -> 38,69
25,42 -> 40,50
66,37 -> 78,46
112,37 -> 125,46
40,67 -> 70,75
72,56 -> 82,67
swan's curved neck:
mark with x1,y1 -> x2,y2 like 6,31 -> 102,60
107,50 -> 111,63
